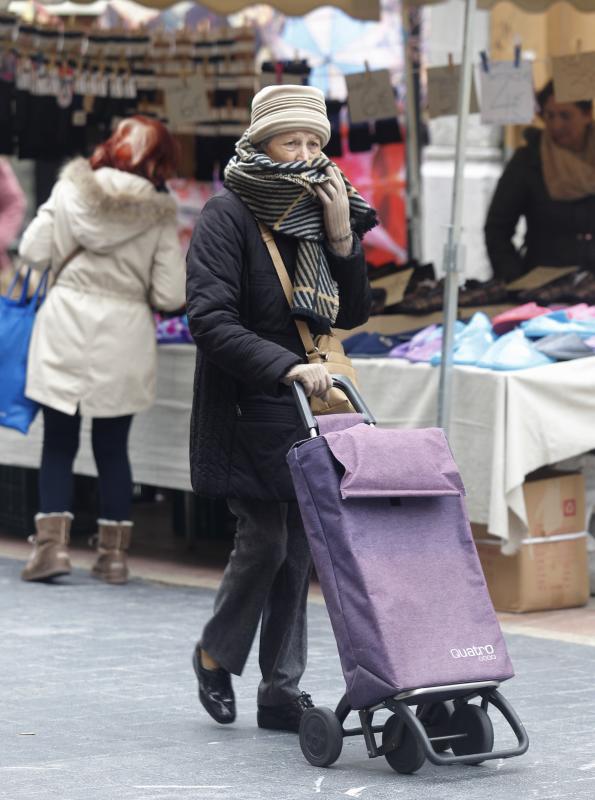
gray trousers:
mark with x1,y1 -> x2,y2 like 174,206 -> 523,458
200,498 -> 312,706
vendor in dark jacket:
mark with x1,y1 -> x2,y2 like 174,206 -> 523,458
485,81 -> 595,282
186,85 -> 377,733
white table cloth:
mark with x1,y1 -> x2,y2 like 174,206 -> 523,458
1,345 -> 594,550
353,356 -> 595,551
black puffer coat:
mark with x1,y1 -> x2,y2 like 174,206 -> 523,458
186,188 -> 372,501
485,128 -> 595,282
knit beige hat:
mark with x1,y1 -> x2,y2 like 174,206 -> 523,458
247,85 -> 331,148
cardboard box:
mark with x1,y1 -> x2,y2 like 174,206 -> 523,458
472,472 -> 589,613
335,304 -> 514,339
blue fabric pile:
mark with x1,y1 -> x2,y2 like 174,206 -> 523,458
342,308 -> 595,371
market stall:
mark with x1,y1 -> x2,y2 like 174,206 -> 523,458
407,0 -> 595,431
0,1 -> 408,263
1,343 -> 594,552
2,0 -> 595,572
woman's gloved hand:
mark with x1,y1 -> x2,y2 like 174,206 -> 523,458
281,363 -> 332,398
314,165 -> 353,256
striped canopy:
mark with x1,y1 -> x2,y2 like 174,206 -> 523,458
35,0 -> 381,19
201,0 -> 379,16
405,0 -> 595,11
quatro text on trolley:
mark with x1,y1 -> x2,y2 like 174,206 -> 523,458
450,645 -> 497,661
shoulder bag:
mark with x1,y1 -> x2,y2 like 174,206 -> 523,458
0,245 -> 83,433
258,222 -> 358,415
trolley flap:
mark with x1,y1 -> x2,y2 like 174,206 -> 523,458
323,425 -> 466,499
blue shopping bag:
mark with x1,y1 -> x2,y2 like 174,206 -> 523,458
0,267 -> 49,434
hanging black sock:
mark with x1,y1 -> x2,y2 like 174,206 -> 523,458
348,121 -> 372,153
194,134 -> 218,182
374,116 -> 403,145
325,99 -> 343,158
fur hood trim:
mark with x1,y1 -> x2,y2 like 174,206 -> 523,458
60,158 -> 177,225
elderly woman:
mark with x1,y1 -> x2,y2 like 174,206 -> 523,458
186,85 -> 377,732
485,81 -> 595,291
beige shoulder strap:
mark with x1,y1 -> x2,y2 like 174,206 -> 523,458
257,222 -> 318,356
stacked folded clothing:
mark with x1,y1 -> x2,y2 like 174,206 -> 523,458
155,315 -> 193,345
345,304 -> 595,371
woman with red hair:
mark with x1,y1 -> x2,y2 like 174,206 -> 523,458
18,116 -> 186,585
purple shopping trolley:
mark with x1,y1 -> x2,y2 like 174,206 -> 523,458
287,377 -> 528,774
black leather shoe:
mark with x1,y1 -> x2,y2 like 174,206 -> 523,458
257,691 -> 314,733
192,645 -> 236,724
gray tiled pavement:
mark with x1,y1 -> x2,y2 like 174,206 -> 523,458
1,556 -> 595,800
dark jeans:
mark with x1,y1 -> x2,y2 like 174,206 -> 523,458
39,406 -> 133,520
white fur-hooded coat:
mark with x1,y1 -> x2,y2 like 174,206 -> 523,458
19,158 -> 186,417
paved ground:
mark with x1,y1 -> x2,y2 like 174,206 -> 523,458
2,556 -> 595,800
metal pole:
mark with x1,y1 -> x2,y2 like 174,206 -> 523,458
437,0 -> 476,432
402,1 -> 423,263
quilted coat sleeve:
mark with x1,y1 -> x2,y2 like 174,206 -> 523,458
186,195 -> 302,392
327,235 -> 372,330
484,148 -> 530,282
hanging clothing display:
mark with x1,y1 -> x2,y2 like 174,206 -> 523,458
0,15 -> 257,180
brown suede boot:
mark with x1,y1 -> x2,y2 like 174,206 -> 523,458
21,513 -> 73,582
90,521 -> 132,585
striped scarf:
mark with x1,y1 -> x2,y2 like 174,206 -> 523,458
224,134 -> 377,327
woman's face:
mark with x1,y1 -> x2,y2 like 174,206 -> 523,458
542,95 -> 592,152
263,130 -> 323,163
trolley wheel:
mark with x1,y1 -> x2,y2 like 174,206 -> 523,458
449,704 -> 494,761
416,700 -> 455,753
299,707 -> 343,767
382,714 -> 425,775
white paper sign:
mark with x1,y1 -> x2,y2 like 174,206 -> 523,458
165,75 -> 210,130
109,74 -> 125,99
123,76 -> 137,99
15,66 -> 32,91
427,65 -> 480,118
346,68 -> 396,124
480,61 -> 535,125
552,52 -> 595,103
56,78 -> 74,109
72,109 -> 87,127
74,71 -> 89,95
32,71 -> 52,97
90,72 -> 108,98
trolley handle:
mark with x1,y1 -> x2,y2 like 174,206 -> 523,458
291,375 -> 376,437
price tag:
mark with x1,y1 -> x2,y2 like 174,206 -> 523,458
32,71 -> 52,96
552,52 -> 595,103
479,61 -> 535,125
83,94 -> 95,114
75,71 -> 89,95
90,72 -> 108,97
123,76 -> 137,99
164,75 -> 210,130
57,78 -> 74,109
49,70 -> 61,97
346,68 -> 396,124
72,109 -> 87,127
427,65 -> 480,118
109,74 -> 125,99
16,66 -> 32,91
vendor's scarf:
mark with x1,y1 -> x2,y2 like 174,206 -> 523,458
541,125 -> 595,201
224,133 -> 378,327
